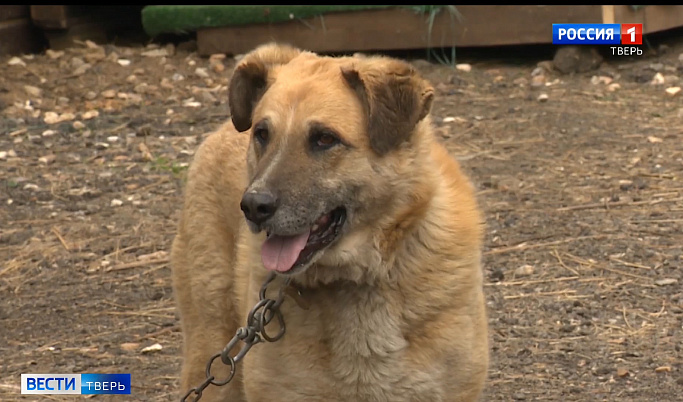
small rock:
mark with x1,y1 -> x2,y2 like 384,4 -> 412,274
617,367 -> 630,378
607,83 -> 621,92
140,343 -> 163,354
182,98 -> 202,108
647,136 -> 663,143
42,129 -> 57,137
82,110 -> 99,120
106,51 -> 120,62
590,75 -> 613,85
0,151 -> 7,160
531,67 -> 544,77
536,60 -> 554,72
651,72 -> 665,85
43,112 -> 59,124
665,86 -> 681,97
165,43 -> 176,56
513,77 -> 528,86
57,97 -> 70,106
95,142 -> 110,150
160,78 -> 173,89
514,264 -> 534,276
141,48 -> 168,57
211,61 -> 225,73
101,89 -> 117,99
110,199 -> 123,207
117,59 -> 131,67
8,149 -> 16,157
655,278 -> 678,286
531,75 -> 546,87
46,49 -> 64,59
107,136 -> 119,143
120,342 -> 140,352
537,93 -> 549,102
172,73 -> 185,82
187,59 -> 196,67
73,63 -> 92,76
209,53 -> 226,61
84,40 -> 99,49
679,53 -> 683,63
24,85 -> 43,97
649,63 -> 664,72
512,393 -> 526,401
654,366 -> 672,373
198,91 -> 217,104
442,117 -> 456,123
28,134 -> 42,143
84,91 -> 98,100
133,83 -> 148,94
553,46 -> 602,74
23,183 -> 40,191
455,63 -> 472,73
73,121 -> 86,130
195,67 -> 209,78
38,154 -> 56,165
8,56 -> 26,66
126,74 -> 137,83
664,75 -> 679,85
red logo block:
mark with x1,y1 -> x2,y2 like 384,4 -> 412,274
621,24 -> 642,45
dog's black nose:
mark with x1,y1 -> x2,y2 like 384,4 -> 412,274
240,190 -> 278,225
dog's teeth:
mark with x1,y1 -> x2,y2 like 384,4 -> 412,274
311,223 -> 320,232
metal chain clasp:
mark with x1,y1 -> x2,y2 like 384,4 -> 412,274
181,273 -> 290,401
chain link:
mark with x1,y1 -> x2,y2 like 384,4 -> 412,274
181,273 -> 290,401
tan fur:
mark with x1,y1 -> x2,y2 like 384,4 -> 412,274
172,43 -> 488,401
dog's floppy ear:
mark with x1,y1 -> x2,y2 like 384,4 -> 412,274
341,59 -> 434,155
228,43 -> 301,132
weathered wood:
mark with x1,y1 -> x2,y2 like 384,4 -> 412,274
197,5 -> 605,56
614,5 -> 683,33
0,19 -> 42,55
0,5 -> 29,22
30,5 -> 71,29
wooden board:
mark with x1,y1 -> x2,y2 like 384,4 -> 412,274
0,5 -> 29,22
30,5 -> 71,29
197,5 -> 604,55
197,5 -> 683,56
0,19 -> 42,55
613,5 -> 683,33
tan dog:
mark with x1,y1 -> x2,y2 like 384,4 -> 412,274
171,43 -> 488,402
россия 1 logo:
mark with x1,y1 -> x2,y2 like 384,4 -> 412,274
552,23 -> 643,56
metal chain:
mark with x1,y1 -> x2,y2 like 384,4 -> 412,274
181,273 -> 290,402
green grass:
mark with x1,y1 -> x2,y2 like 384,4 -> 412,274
150,156 -> 188,179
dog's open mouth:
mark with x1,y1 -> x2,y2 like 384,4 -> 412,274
261,207 -> 346,274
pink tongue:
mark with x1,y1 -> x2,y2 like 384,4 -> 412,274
261,231 -> 310,272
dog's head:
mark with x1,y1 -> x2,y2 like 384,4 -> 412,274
229,43 -> 434,276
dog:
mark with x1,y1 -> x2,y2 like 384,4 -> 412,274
171,43 -> 488,401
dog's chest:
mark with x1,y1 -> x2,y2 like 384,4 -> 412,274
243,286 -> 443,402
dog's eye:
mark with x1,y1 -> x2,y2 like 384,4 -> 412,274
253,126 -> 269,145
310,130 -> 340,151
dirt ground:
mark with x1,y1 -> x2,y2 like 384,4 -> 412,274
1,34 -> 682,401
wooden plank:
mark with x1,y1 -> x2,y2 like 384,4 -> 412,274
31,5 -> 70,29
0,6 -> 29,22
0,19 -> 42,56
613,6 -> 683,33
642,6 -> 683,33
197,5 -> 604,56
